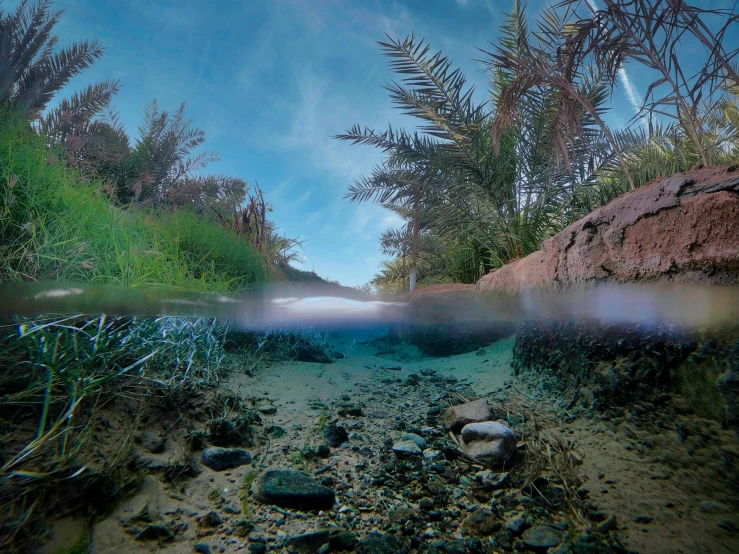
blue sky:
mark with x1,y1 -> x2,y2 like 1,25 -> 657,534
19,0 -> 736,286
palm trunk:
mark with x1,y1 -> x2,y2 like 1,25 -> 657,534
410,193 -> 419,292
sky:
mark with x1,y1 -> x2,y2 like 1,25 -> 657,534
16,0 -> 736,286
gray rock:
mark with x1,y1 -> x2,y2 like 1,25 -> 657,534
441,399 -> 492,432
505,516 -> 525,534
476,470 -> 509,489
337,402 -> 363,417
135,524 -> 174,541
461,421 -> 516,468
400,432 -> 426,450
357,534 -> 409,553
392,440 -> 422,457
522,525 -> 562,549
195,544 -> 210,554
253,470 -> 335,510
257,404 -> 277,415
138,429 -> 166,454
202,447 -> 251,471
460,510 -> 499,536
198,510 -> 223,528
381,364 -> 402,371
324,425 -> 348,447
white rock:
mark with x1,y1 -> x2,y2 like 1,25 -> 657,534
461,421 -> 517,468
423,448 -> 442,461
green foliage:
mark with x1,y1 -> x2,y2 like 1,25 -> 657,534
0,113 -> 267,290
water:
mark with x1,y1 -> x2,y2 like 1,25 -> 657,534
1,283 -> 738,553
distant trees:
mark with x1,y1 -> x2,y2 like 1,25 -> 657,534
340,0 -> 739,292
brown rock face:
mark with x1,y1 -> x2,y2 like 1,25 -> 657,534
476,166 -> 739,294
441,398 -> 492,432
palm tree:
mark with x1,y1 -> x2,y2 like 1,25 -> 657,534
0,1 -> 111,115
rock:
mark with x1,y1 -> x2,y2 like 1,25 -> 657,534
253,470 -> 335,510
475,470 -> 508,489
286,528 -> 358,552
137,429 -> 166,454
420,369 -> 437,376
506,516 -> 525,534
324,425 -> 348,447
460,422 -> 516,468
366,410 -> 389,419
357,534 -> 409,554
294,344 -> 333,364
476,166 -> 739,296
423,449 -> 442,461
202,447 -> 251,471
597,515 -> 617,532
381,364 -> 402,371
460,510 -> 499,536
195,544 -> 210,554
392,440 -> 422,457
442,399 -> 492,432
256,404 -> 277,415
265,425 -> 286,439
400,433 -> 426,450
198,510 -> 223,528
315,444 -> 331,458
337,402 -> 363,417
136,524 -> 174,541
522,525 -> 562,549
248,544 -> 267,554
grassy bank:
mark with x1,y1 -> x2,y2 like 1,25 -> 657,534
0,114 -> 268,292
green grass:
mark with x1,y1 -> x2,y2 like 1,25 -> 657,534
0,113 -> 267,291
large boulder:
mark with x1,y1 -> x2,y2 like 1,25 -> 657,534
442,398 -> 493,433
476,166 -> 739,294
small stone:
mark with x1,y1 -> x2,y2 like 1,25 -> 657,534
419,497 -> 434,511
138,429 -> 166,454
461,422 -> 516,468
136,524 -> 174,541
199,510 -> 223,528
257,404 -> 277,415
460,510 -> 499,536
337,402 -> 364,417
400,433 -> 426,450
195,544 -> 211,554
381,365 -> 402,371
248,544 -> 267,554
356,534 -> 408,553
475,470 -> 508,489
506,516 -> 525,534
420,369 -> 436,376
423,449 -> 442,461
392,440 -> 422,457
324,425 -> 348,447
597,515 -> 617,532
522,525 -> 562,549
634,515 -> 653,524
315,444 -> 331,458
253,469 -> 335,510
202,447 -> 251,471
442,399 -> 492,432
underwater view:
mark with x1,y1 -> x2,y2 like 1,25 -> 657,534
1,1 -> 739,553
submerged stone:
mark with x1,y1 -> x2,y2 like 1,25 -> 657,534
356,534 -> 409,554
253,469 -> 335,510
460,510 -> 499,536
442,399 -> 492,432
324,424 -> 348,447
202,447 -> 251,471
392,440 -> 422,457
461,421 -> 516,468
522,525 -> 562,549
400,432 -> 426,449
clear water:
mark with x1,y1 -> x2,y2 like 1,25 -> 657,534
1,283 -> 738,553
